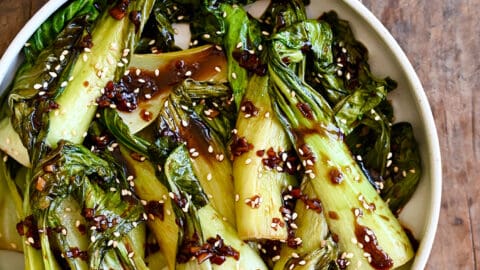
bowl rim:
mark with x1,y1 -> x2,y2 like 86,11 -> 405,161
0,1 -> 442,269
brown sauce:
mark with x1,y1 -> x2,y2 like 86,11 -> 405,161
354,223 -> 393,270
97,46 -> 226,120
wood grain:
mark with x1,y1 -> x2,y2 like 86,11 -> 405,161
0,0 -> 478,269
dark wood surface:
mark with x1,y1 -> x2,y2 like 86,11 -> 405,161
0,0 -> 478,269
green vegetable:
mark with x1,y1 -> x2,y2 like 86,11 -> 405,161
0,154 -> 24,252
119,45 -> 228,134
273,180 -> 337,270
24,0 -> 108,63
268,19 -> 414,269
3,0 -> 155,167
155,79 -> 236,224
381,123 -> 422,214
27,141 -> 147,269
233,74 -> 296,241
163,145 -> 268,270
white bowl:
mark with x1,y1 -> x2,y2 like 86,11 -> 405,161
0,1 -> 441,269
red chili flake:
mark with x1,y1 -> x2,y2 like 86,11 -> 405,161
304,198 -> 322,213
65,247 -> 88,260
144,201 -> 165,221
83,208 -> 95,220
140,109 -> 152,121
240,100 -> 259,117
232,50 -> 267,76
246,195 -> 262,208
230,135 -> 253,157
129,10 -> 141,33
178,234 -> 239,265
337,257 -> 349,269
271,217 -> 285,231
78,33 -> 93,49
130,152 -> 146,162
329,168 -> 344,184
47,100 -> 59,111
296,102 -> 314,120
16,215 -> 41,249
109,0 -> 130,20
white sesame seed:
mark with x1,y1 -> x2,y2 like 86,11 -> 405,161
245,158 -> 252,165
155,69 -> 160,76
386,159 -> 393,168
207,173 -> 212,181
236,42 -> 243,49
33,83 -> 42,89
185,70 -> 192,77
214,66 -> 221,72
231,72 -> 237,79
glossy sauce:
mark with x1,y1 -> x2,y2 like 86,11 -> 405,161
354,223 -> 393,270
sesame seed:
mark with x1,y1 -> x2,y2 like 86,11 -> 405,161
138,78 -> 146,83
245,158 -> 252,165
261,31 -> 270,36
33,83 -> 42,89
207,173 -> 212,181
337,69 -> 343,76
27,237 -> 34,244
231,72 -> 237,79
90,235 -> 96,242
346,72 -> 351,80
214,66 -> 221,72
144,93 -> 152,99
356,155 -> 363,161
235,194 -> 239,202
185,70 -> 192,77
155,69 -> 160,76
207,145 -> 214,153
181,119 -> 188,127
386,159 -> 393,168
203,33 -> 211,39
191,152 -> 199,158
236,42 -> 243,49
291,252 -> 299,258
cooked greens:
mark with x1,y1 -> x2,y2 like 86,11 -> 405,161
0,0 -> 423,269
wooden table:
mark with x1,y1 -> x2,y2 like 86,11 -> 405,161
0,0 -> 478,269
